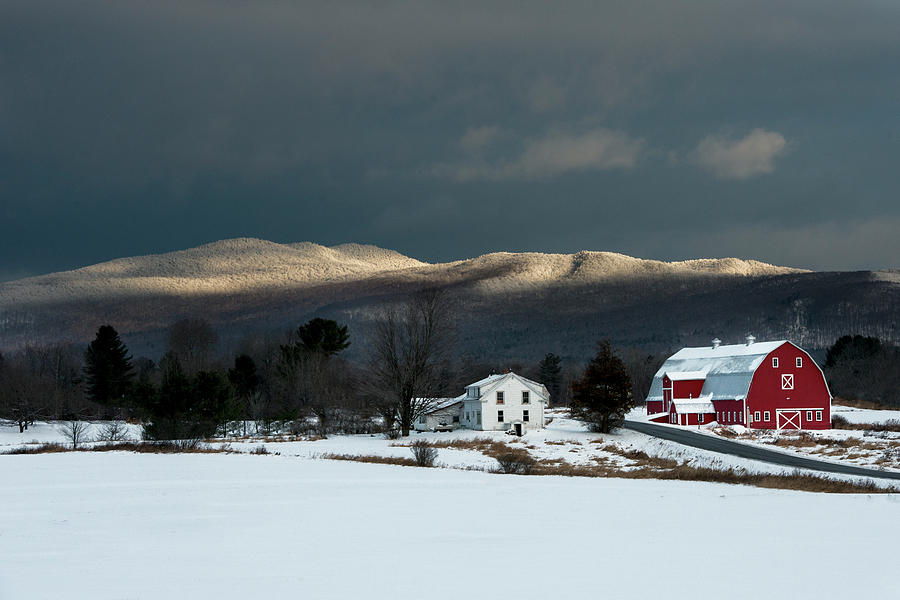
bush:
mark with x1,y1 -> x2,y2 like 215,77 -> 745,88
831,414 -> 849,428
410,439 -> 438,467
495,450 -> 536,474
384,429 -> 401,440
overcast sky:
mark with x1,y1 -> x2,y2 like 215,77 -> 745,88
2,0 -> 899,280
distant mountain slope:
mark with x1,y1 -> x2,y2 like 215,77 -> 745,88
0,238 -> 801,306
0,238 -> 896,360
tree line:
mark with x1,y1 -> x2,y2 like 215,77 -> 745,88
4,289 -> 892,439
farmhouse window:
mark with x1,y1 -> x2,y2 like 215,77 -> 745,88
522,391 -> 530,404
781,374 -> 794,390
453,415 -> 459,423
796,357 -> 803,368
806,411 -> 813,422
497,391 -> 504,405
764,411 -> 770,421
754,411 -> 761,422
772,357 -> 779,368
523,410 -> 530,422
816,411 -> 822,421
477,412 -> 481,425
497,410 -> 504,423
419,416 -> 426,424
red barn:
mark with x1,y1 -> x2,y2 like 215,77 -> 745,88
645,337 -> 831,430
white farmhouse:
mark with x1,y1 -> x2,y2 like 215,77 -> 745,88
415,372 -> 549,434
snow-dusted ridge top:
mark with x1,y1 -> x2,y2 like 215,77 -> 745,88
0,237 -> 807,305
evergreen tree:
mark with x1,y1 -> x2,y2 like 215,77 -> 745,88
228,354 -> 260,436
538,353 -> 562,404
291,318 -> 350,358
228,354 -> 260,398
570,341 -> 633,433
83,325 -> 134,407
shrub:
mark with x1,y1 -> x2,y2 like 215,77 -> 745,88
495,450 -> 536,474
2,442 -> 68,455
250,445 -> 269,455
831,414 -> 849,428
410,439 -> 438,467
384,429 -> 401,440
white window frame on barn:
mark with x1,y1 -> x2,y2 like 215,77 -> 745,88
796,357 -> 803,368
764,411 -> 770,421
782,374 -> 794,390
806,410 -> 813,421
699,414 -> 704,423
816,410 -> 822,421
772,357 -> 779,368
754,411 -> 761,422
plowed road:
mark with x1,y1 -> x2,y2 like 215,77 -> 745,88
624,420 -> 900,481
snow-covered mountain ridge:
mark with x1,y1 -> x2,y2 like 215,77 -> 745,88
0,237 -> 804,305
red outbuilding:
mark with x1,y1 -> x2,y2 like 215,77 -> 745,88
645,336 -> 832,430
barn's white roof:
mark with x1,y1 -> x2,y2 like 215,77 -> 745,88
671,397 -> 715,414
647,340 -> 788,403
665,370 -> 708,381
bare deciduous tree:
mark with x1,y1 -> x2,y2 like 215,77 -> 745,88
96,420 -> 130,442
58,420 -> 92,449
367,289 -> 455,436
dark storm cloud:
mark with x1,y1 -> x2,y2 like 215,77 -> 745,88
2,0 -> 899,279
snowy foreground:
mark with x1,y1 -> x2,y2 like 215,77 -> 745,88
2,453 -> 898,600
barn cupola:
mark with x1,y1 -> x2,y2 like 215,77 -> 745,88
745,334 -> 756,345
712,338 -> 721,349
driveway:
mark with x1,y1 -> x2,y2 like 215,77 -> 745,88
623,420 -> 900,481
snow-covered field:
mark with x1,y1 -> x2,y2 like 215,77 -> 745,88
0,420 -> 143,448
4,412 -> 896,483
832,403 -> 900,424
0,415 -> 847,478
1,452 -> 897,600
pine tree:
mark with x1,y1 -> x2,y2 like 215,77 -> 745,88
538,353 -> 562,405
83,325 -> 134,407
570,341 -> 633,433
293,318 -> 350,357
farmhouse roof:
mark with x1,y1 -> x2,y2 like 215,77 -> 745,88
467,372 -> 550,403
467,374 -> 505,388
420,395 -> 466,414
